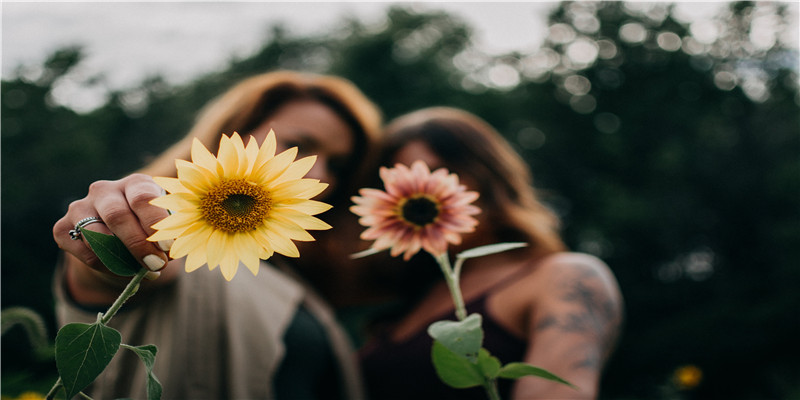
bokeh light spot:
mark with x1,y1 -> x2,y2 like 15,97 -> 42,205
619,22 -> 647,44
657,32 -> 682,51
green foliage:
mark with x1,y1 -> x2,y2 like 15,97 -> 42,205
81,230 -> 142,277
476,350 -> 502,380
514,3 -> 799,398
427,313 -> 483,362
121,344 -> 163,400
328,7 -> 474,118
431,340 -> 485,389
47,236 -> 156,399
455,243 -> 528,260
498,363 -> 575,389
1,307 -> 53,361
55,322 -> 121,399
431,340 -> 574,391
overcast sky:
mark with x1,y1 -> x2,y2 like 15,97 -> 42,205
3,1 -> 781,111
2,2 -> 557,85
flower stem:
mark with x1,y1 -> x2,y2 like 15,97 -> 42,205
45,268 -> 149,400
45,377 -> 62,400
483,379 -> 502,400
435,253 -> 467,321
101,268 -> 149,324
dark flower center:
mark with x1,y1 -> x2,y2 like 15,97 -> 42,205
222,194 -> 257,217
201,179 -> 272,232
401,195 -> 440,227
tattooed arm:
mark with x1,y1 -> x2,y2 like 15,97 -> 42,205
513,253 -> 624,400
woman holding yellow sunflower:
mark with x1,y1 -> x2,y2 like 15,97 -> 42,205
354,107 -> 624,400
51,71 -> 382,399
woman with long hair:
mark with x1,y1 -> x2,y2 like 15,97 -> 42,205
52,70 -> 382,400
358,107 -> 623,399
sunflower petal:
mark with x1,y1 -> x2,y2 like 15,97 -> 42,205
267,216 -> 316,242
169,227 -> 210,259
216,134 -> 240,179
253,147 -> 297,184
153,177 -> 189,194
278,209 -> 332,231
184,250 -> 207,273
244,136 -> 260,173
271,179 -> 329,200
254,130 -> 278,167
230,133 -> 250,176
206,230 -> 228,270
150,193 -> 197,212
218,235 -> 240,281
274,199 -> 332,215
176,160 -> 216,193
235,233 -> 261,276
264,229 -> 300,258
274,156 -> 317,184
191,138 -> 218,172
151,210 -> 198,229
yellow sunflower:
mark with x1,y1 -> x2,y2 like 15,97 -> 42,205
147,131 -> 332,281
351,160 -> 480,261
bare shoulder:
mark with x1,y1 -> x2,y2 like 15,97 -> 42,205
531,252 -> 624,362
536,252 -> 621,297
514,253 -> 624,397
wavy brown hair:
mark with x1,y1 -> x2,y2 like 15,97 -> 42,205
139,70 -> 383,206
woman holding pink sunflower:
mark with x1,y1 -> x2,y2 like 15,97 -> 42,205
51,71 -> 382,400
354,107 -> 624,400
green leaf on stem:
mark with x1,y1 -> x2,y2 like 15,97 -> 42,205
81,229 -> 141,276
456,242 -> 528,260
477,349 -> 502,379
122,344 -> 163,400
498,362 -> 577,389
55,321 -> 121,399
431,340 -> 484,388
428,313 -> 483,362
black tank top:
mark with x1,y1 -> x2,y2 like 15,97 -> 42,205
359,266 -> 532,400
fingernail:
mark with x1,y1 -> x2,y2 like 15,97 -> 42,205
145,271 -> 161,281
157,239 -> 174,252
143,254 -> 166,271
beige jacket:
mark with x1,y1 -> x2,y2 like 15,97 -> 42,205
54,262 -> 364,400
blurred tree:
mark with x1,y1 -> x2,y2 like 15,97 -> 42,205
327,7 -> 474,118
2,47 -> 90,372
468,2 -> 799,398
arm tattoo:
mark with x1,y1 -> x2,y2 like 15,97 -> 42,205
535,265 -> 622,371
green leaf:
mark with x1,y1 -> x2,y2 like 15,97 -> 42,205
477,348 -> 501,379
122,344 -> 163,400
498,362 -> 577,389
431,340 -> 485,388
55,322 -> 122,399
456,242 -> 528,260
81,229 -> 141,276
427,313 -> 483,362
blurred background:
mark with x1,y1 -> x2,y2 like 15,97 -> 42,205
2,1 -> 798,399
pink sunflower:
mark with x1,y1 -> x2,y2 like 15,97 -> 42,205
351,160 -> 481,260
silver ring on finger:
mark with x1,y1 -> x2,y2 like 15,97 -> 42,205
69,216 -> 103,240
